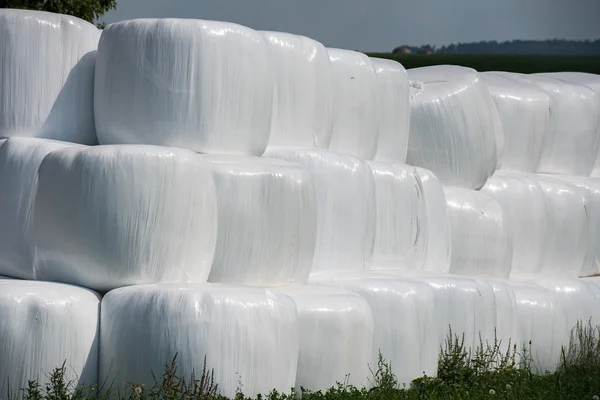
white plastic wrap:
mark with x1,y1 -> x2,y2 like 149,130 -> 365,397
485,279 -> 520,356
407,65 -> 503,189
265,149 -> 375,275
326,49 -> 378,160
481,171 -> 548,278
0,10 -> 100,144
0,280 -> 100,399
443,187 -> 512,279
100,283 -> 298,398
270,286 -> 373,391
367,162 -> 450,274
0,138 -> 83,280
203,155 -> 317,286
309,273 -> 440,385
525,76 -> 599,176
370,58 -> 410,163
95,19 -> 273,155
480,72 -> 551,172
32,145 -> 218,292
262,31 -> 333,150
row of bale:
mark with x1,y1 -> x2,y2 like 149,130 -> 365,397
1,8 -> 600,399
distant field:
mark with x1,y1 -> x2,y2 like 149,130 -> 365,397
366,53 -> 600,74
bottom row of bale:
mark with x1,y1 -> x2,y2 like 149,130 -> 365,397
1,274 -> 599,399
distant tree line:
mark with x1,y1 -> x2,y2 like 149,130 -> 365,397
394,39 -> 600,56
0,0 -> 115,27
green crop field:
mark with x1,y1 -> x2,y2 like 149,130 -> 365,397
366,53 -> 600,74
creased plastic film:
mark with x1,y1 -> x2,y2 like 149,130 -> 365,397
265,149 -> 375,275
100,283 -> 298,399
203,155 -> 317,286
0,10 -> 100,144
95,19 -> 273,155
0,280 -> 100,399
0,138 -> 84,279
370,58 -> 410,163
33,145 -> 218,292
407,66 -> 502,189
326,49 -> 378,160
262,31 -> 333,150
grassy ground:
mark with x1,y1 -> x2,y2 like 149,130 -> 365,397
14,321 -> 600,400
365,53 -> 600,74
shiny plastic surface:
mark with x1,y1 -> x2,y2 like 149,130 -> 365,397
265,149 -> 375,275
32,145 -> 218,292
271,286 -> 373,391
407,66 -> 502,189
367,162 -> 450,274
262,31 -> 333,150
0,138 -> 84,279
203,155 -> 317,286
326,49 -> 378,160
480,72 -> 551,172
0,10 -> 100,143
100,283 -> 298,398
0,280 -> 100,398
95,19 -> 273,155
371,58 -> 410,163
443,187 -> 512,279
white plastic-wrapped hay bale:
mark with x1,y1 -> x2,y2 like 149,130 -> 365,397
32,145 -> 218,292
480,72 -> 551,172
481,171 -> 548,278
370,58 -> 410,163
309,273 -> 440,385
485,279 -> 520,356
95,19 -> 272,155
525,76 -> 599,176
367,162 -> 450,274
270,286 -> 373,391
407,65 -> 503,189
0,280 -> 100,398
326,49 -> 378,160
443,187 -> 512,279
203,155 -> 317,286
265,149 -> 375,275
0,138 -> 84,280
100,283 -> 298,398
0,10 -> 99,143
262,31 -> 333,150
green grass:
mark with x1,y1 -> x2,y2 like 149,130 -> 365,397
13,321 -> 600,400
364,53 -> 600,74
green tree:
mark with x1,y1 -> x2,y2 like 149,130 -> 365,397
0,0 -> 116,28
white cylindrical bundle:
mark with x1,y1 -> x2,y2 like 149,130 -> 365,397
480,72 -> 551,172
32,145 -> 218,292
203,155 -> 317,286
407,65 -> 503,189
485,279 -> 520,356
367,162 -> 450,274
553,176 -> 600,277
534,73 -> 600,177
526,76 -> 599,176
509,281 -> 568,373
0,138 -> 84,280
265,149 -> 375,275
481,171 -> 548,279
370,58 -> 410,163
270,286 -> 374,391
0,10 -> 100,144
326,48 -> 378,160
100,283 -> 298,399
443,187 -> 513,279
0,280 -> 100,399
309,273 -> 441,385
95,19 -> 273,155
262,31 -> 333,150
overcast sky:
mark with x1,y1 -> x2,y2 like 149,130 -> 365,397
103,0 -> 600,52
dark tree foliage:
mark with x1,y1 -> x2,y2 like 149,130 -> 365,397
0,0 -> 116,27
